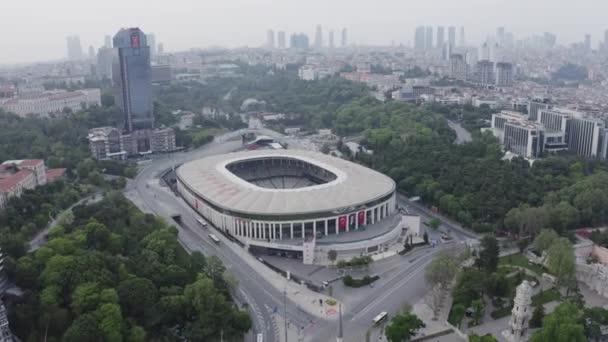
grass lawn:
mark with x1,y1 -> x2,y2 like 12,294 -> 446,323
499,253 -> 545,276
532,288 -> 561,306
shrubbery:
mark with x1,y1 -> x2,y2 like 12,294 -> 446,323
342,275 -> 380,287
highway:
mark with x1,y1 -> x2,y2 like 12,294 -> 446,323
124,129 -> 475,342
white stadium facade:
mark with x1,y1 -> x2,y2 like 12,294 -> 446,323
176,150 -> 404,264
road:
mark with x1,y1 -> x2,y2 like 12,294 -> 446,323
447,120 -> 472,145
125,129 -> 476,342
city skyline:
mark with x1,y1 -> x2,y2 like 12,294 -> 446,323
2,0 -> 608,64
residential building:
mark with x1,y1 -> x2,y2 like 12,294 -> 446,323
459,26 -> 465,46
475,60 -> 495,86
290,33 -> 309,49
0,303 -> 12,342
112,27 -> 154,133
87,126 -> 176,160
0,89 -> 101,117
414,26 -> 426,50
314,25 -> 323,49
104,35 -> 112,48
341,28 -> 348,47
0,159 -> 47,209
150,127 -> 177,153
96,47 -> 114,80
425,26 -> 433,50
328,30 -> 335,48
146,33 -> 157,56
448,26 -> 456,47
87,127 -> 127,160
495,62 -> 514,87
585,34 -> 592,52
151,65 -> 172,83
436,26 -> 445,49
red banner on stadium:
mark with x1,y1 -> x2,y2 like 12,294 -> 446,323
338,216 -> 347,230
358,210 -> 365,225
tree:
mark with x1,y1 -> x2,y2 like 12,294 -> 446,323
98,303 -> 123,342
530,303 -> 545,328
425,251 -> 458,290
469,334 -> 498,342
471,299 -> 485,325
449,304 -> 466,328
477,236 -> 499,273
546,237 -> 576,288
530,301 -> 586,342
534,229 -> 559,253
117,276 -> 158,319
385,312 -> 425,342
328,250 -> 338,264
429,218 -> 441,230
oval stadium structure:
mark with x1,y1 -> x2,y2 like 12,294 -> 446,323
176,149 -> 398,262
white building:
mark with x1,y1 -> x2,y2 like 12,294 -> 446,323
0,89 -> 101,117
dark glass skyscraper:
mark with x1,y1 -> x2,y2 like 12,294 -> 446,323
112,27 -> 153,133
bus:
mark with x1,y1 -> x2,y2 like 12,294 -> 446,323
196,218 -> 208,228
209,234 -> 220,244
373,311 -> 388,325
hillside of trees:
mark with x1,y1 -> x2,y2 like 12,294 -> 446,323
6,193 -> 250,341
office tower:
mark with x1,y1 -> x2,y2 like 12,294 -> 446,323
442,43 -> 452,61
66,35 -> 83,60
328,30 -> 335,48
277,31 -> 286,49
97,47 -> 113,80
104,35 -> 112,48
425,26 -> 433,50
290,33 -> 310,49
88,46 -> 96,59
503,121 -> 544,159
158,43 -> 164,54
112,27 -> 153,133
584,34 -> 591,52
448,26 -> 456,48
437,26 -> 445,48
495,62 -> 513,87
475,60 -> 495,86
568,116 -> 604,158
147,33 -> 156,56
543,32 -> 556,48
528,99 -> 551,121
341,28 -> 348,47
604,29 -> 608,51
459,26 -> 465,46
497,27 -> 505,46
449,54 -> 468,81
414,26 -> 425,50
266,30 -> 275,48
314,25 -> 323,48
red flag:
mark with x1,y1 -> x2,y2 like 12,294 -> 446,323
195,199 -> 199,209
338,216 -> 347,230
358,211 -> 365,225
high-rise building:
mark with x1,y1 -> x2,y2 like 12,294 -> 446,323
314,25 -> 323,49
459,26 -> 465,46
497,27 -> 505,46
503,121 -> 544,159
604,29 -> 608,51
104,35 -> 112,48
475,60 -> 495,86
112,27 -> 153,134
341,28 -> 348,47
97,47 -> 113,80
277,31 -> 286,49
584,34 -> 591,52
567,116 -> 604,158
66,35 -> 83,60
158,43 -> 164,54
437,26 -> 445,49
449,54 -> 468,81
290,33 -> 310,49
448,26 -> 456,48
425,26 -> 433,50
414,26 -> 426,50
266,29 -> 275,48
528,99 -> 551,122
88,46 -> 96,59
328,30 -> 335,48
543,32 -> 557,48
147,33 -> 157,56
495,62 -> 513,87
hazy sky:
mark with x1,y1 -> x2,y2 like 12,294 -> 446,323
2,0 -> 607,64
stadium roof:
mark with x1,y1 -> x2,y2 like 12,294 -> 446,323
177,150 -> 395,216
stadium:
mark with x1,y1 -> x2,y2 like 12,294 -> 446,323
175,149 -> 402,263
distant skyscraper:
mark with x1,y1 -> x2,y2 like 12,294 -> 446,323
158,43 -> 164,54
425,26 -> 433,50
112,27 -> 153,133
584,34 -> 591,52
604,29 -> 608,51
495,62 -> 513,87
146,33 -> 156,56
104,35 -> 112,48
448,27 -> 456,48
88,46 -> 95,59
414,26 -> 425,50
66,35 -> 83,60
329,30 -> 335,48
341,28 -> 348,47
97,47 -> 113,80
497,27 -> 505,46
266,29 -> 275,48
543,32 -> 556,48
290,33 -> 310,49
437,26 -> 445,48
277,31 -> 286,49
314,25 -> 323,48
459,26 -> 465,46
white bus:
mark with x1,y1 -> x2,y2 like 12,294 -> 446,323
196,218 -> 208,228
373,311 -> 388,325
209,234 -> 220,244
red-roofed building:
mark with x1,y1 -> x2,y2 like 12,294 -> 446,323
0,159 -> 47,209
45,168 -> 66,183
